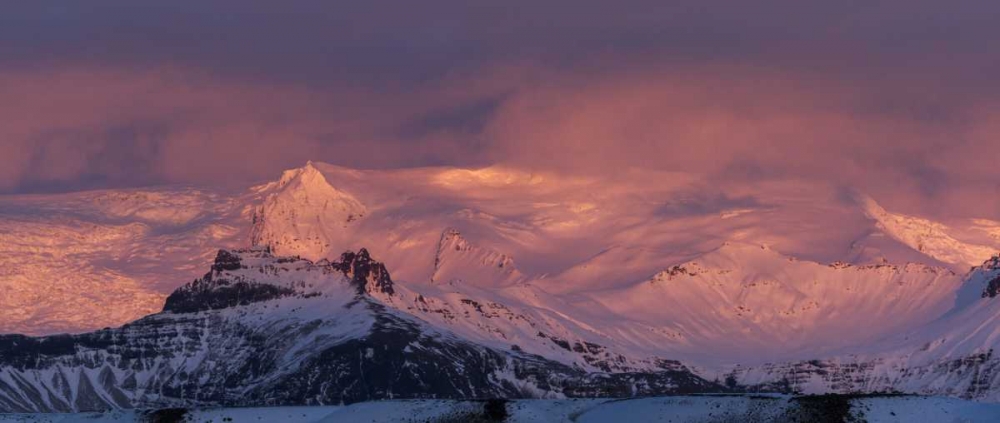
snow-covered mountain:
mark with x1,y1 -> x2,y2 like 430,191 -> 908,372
0,248 -> 718,412
4,161 -> 1000,410
249,162 -> 368,261
729,254 -> 1000,400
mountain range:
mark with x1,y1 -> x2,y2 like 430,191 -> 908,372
2,161 -> 1000,412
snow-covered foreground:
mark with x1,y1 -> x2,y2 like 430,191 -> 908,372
1,396 -> 997,422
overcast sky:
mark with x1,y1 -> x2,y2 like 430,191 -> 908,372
2,1 -> 999,218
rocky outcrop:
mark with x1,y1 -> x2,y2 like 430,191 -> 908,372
210,249 -> 244,272
984,276 -> 1000,299
330,249 -> 395,296
163,248 -> 396,313
163,249 -> 297,313
980,256 -> 1000,298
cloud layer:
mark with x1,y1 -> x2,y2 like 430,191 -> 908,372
1,1 -> 999,219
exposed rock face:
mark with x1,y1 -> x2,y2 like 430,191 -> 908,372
984,276 -> 1000,299
163,249 -> 297,313
210,249 -> 243,272
331,249 -> 395,296
162,277 -> 298,314
979,256 -> 1000,298
163,248 -> 397,313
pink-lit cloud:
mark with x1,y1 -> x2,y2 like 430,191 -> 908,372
0,66 -> 507,191
2,0 -> 1000,220
2,61 -> 1000,220
478,63 -> 1000,218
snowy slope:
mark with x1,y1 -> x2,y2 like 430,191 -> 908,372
397,238 -> 964,369
431,228 -> 523,287
577,242 -> 960,364
728,255 -> 1000,400
856,193 -> 997,268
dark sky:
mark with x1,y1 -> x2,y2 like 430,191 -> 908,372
2,1 -> 999,218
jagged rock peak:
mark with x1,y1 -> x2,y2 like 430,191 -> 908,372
211,249 -> 244,272
162,247 -> 394,313
984,276 -> 1000,298
981,254 -> 1000,271
163,248 -> 296,314
978,255 -> 1000,298
331,248 -> 395,296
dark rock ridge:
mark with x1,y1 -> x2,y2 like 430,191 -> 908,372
211,249 -> 243,272
985,275 -> 1000,299
163,248 -> 395,313
163,249 -> 297,314
979,256 -> 1000,298
969,255 -> 1000,299
330,248 -> 395,296
0,248 -> 722,413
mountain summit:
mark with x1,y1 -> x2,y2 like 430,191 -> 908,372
250,162 -> 367,261
432,228 -> 522,287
